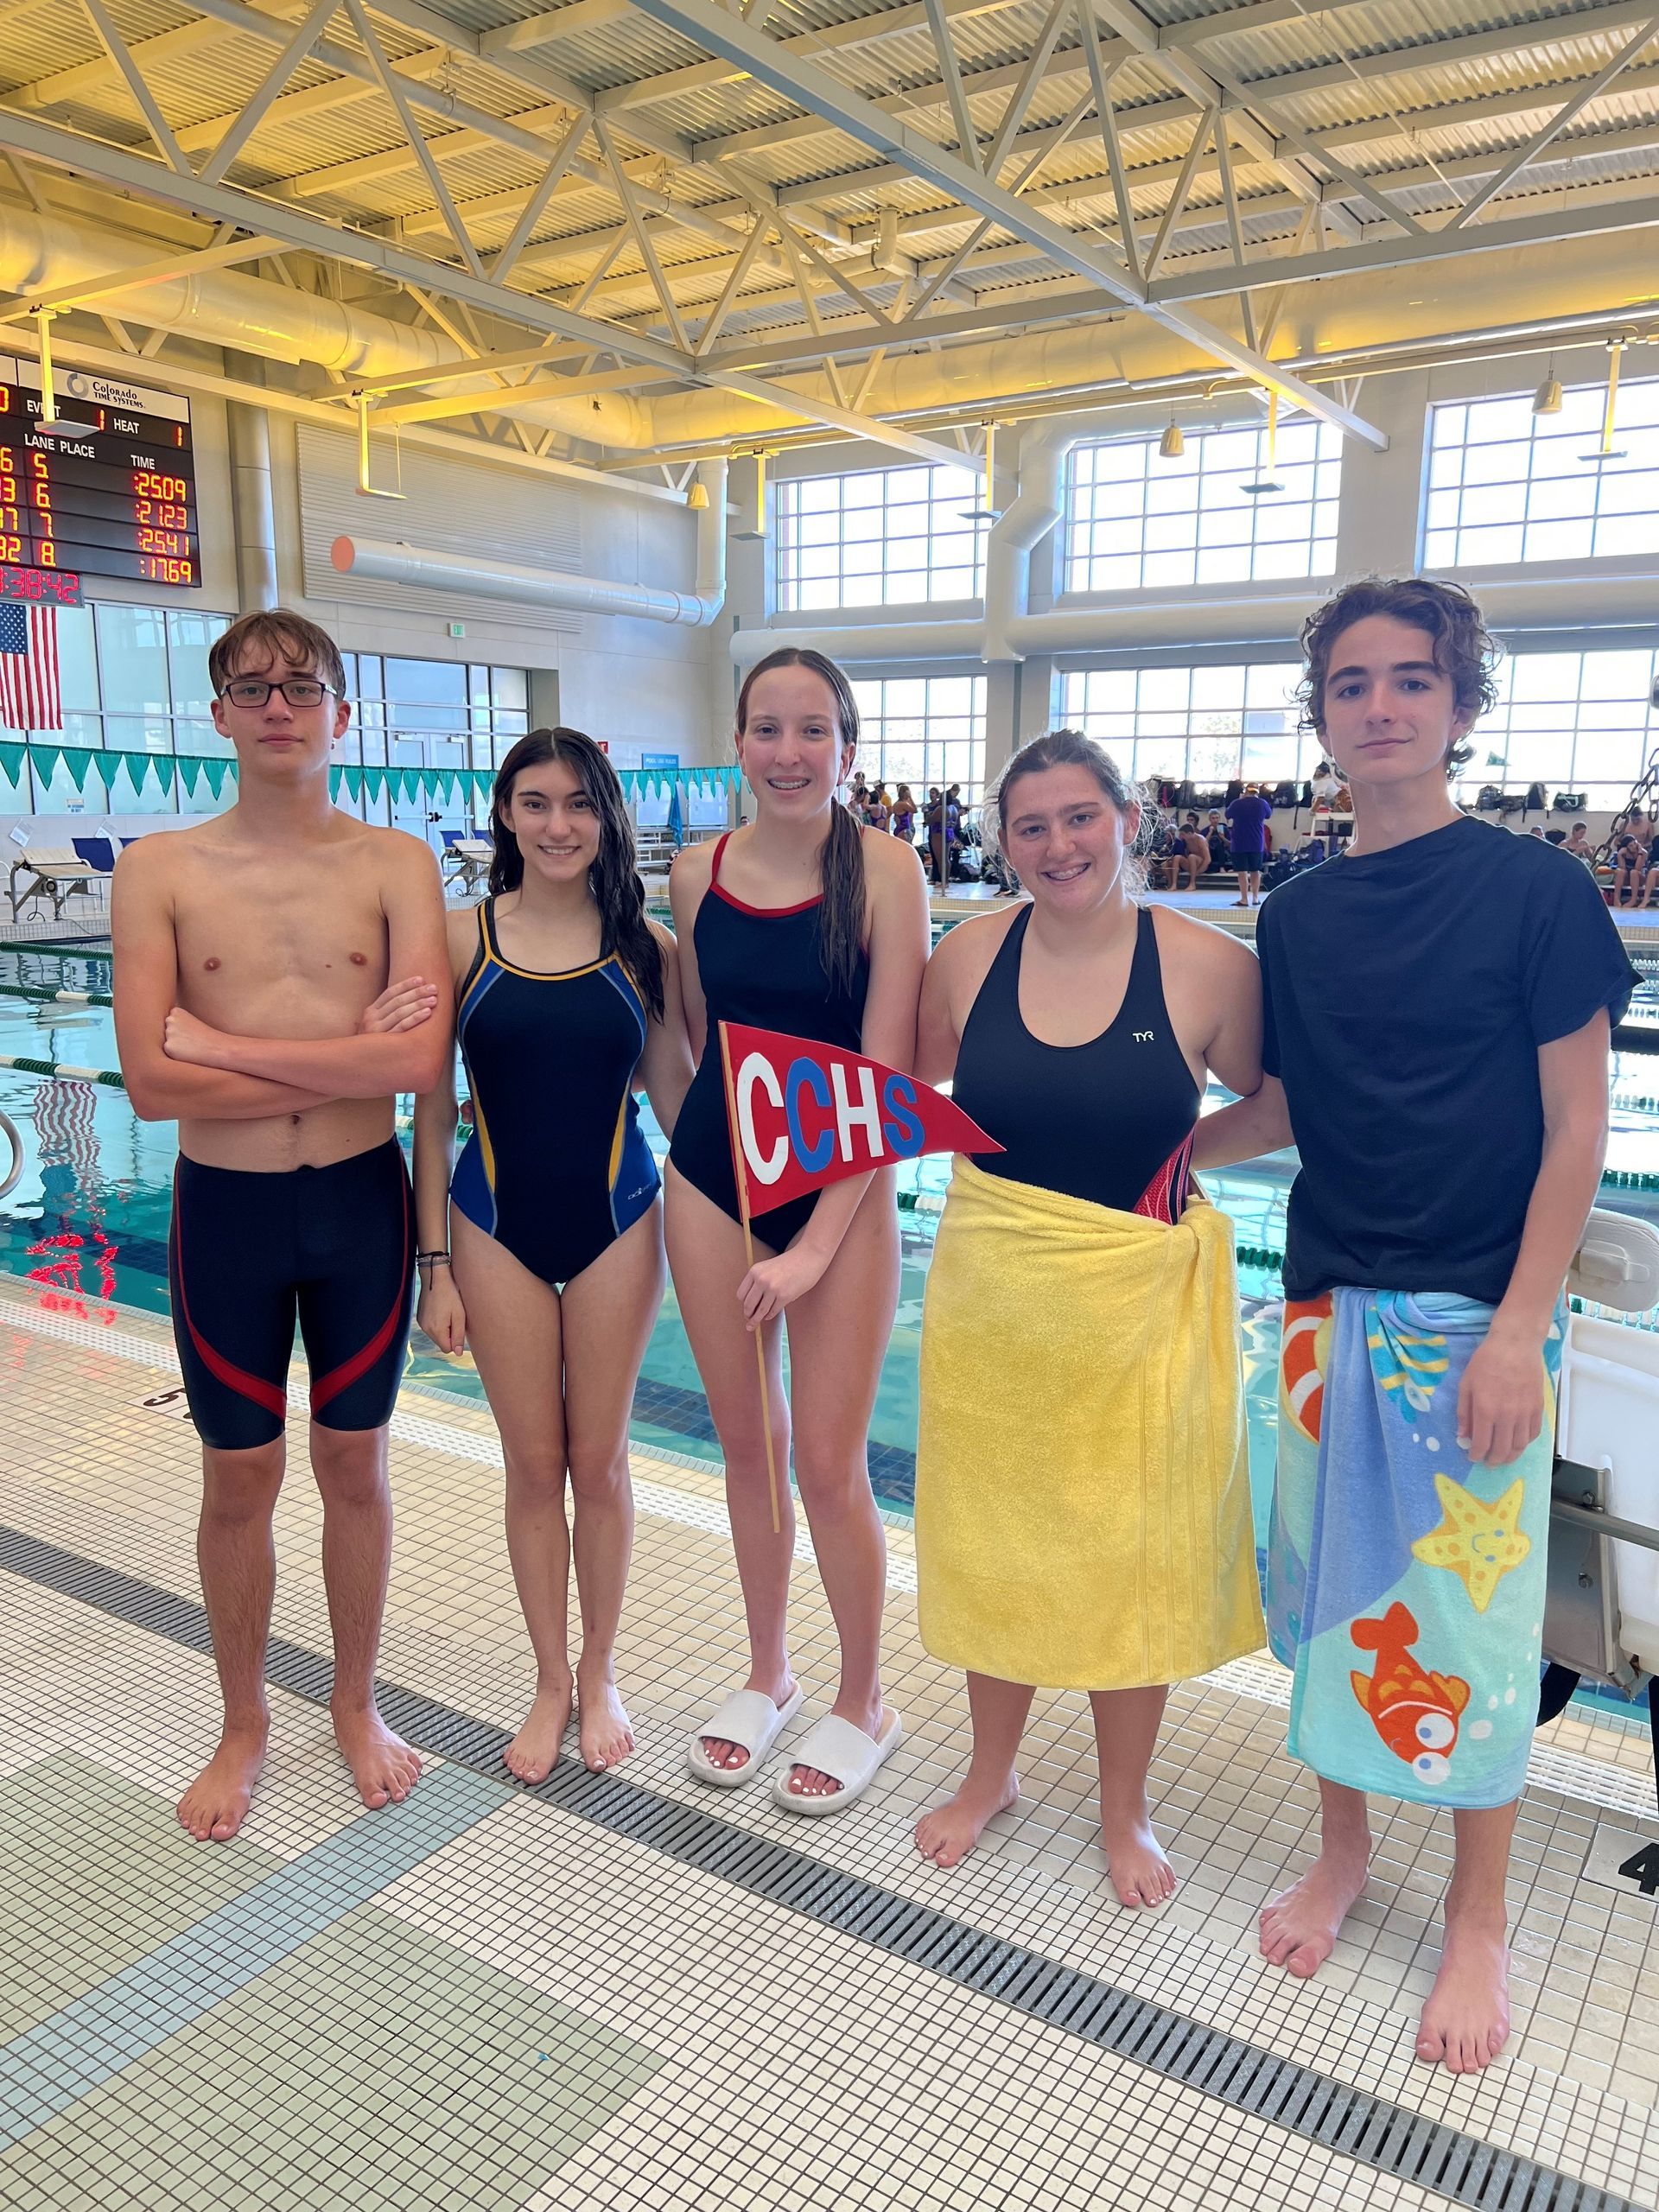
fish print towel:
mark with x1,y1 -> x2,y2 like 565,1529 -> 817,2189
1266,1287 -> 1561,1808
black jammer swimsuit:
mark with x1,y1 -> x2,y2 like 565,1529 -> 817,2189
669,832 -> 870,1252
170,1138 -> 416,1453
950,904 -> 1199,1221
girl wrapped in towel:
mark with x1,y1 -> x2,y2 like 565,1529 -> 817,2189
912,731 -> 1266,1906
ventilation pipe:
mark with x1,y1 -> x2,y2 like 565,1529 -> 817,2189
332,459 -> 728,626
0,204 -> 1651,456
982,422 -> 1072,663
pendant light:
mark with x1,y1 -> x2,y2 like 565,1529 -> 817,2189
1242,389 -> 1285,496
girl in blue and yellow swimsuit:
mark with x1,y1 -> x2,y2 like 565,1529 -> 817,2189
412,728 -> 693,1784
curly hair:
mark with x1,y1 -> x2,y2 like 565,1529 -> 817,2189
1298,577 -> 1500,779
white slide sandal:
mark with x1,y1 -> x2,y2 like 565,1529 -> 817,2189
687,1684 -> 804,1788
772,1710 -> 904,1816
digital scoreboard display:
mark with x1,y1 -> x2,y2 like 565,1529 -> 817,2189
0,356 -> 198,589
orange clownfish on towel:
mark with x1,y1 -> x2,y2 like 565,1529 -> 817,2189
1350,1602 -> 1471,1789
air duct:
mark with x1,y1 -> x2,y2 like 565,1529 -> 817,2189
0,203 -> 1652,456
332,459 -> 728,625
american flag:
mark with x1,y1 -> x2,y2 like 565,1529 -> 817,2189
0,602 -> 62,732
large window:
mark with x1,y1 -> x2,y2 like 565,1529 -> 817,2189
775,465 -> 988,611
1456,646 -> 1659,813
1065,419 -> 1341,594
1424,377 -> 1659,569
1058,646 -> 1659,814
850,675 -> 987,803
1058,662 -> 1315,788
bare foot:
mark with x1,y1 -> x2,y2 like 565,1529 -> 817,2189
1100,1807 -> 1176,1908
1260,1841 -> 1370,1976
505,1675 -> 574,1784
177,1721 -> 268,1841
784,1695 -> 887,1801
700,1671 -> 797,1774
576,1665 -> 634,1772
332,1701 -> 423,1808
915,1773 -> 1019,1868
1416,1919 -> 1510,2073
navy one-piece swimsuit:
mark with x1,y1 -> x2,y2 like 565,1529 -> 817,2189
669,833 -> 869,1251
449,899 -> 659,1287
950,904 -> 1199,1221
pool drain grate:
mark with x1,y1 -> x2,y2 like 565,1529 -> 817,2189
0,1519 -> 1643,2212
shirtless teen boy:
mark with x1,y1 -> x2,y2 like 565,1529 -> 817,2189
112,610 -> 451,1842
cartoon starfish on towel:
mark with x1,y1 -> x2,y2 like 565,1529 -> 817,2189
1410,1473 -> 1529,1612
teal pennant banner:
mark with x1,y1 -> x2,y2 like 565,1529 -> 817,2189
7,746 -> 744,809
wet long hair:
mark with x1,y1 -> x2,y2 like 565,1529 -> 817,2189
488,727 -> 664,1020
735,647 -> 867,995
990,728 -> 1156,898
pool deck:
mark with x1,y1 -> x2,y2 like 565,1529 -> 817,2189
5,1268 -> 1659,2209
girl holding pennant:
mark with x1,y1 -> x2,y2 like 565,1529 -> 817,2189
912,731 -> 1266,1904
412,729 -> 694,1783
668,647 -> 930,1814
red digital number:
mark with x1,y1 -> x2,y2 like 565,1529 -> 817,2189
138,555 -> 194,585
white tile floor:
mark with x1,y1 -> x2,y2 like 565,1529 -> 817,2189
3,1273 -> 1659,2209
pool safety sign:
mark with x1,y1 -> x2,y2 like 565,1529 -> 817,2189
1582,1821 -> 1659,1902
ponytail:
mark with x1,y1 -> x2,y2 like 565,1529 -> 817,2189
819,797 -> 868,997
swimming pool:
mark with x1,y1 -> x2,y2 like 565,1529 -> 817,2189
4,940 -> 1658,1548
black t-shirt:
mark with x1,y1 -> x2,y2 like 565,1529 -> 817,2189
1258,816 -> 1637,1302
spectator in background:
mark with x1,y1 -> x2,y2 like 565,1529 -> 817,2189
867,783 -> 892,833
1612,818 -> 1651,906
1226,782 -> 1274,909
892,785 -> 917,844
1564,823 -> 1594,866
925,788 -> 945,885
1176,818 -> 1211,892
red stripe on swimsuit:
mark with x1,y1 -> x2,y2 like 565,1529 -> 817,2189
169,1207 -> 289,1421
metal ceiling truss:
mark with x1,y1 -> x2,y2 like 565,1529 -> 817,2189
0,0 -> 1656,469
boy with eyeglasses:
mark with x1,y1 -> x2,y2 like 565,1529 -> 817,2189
112,609 -> 451,1843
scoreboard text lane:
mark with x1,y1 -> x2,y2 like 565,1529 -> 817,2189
0,358 -> 199,588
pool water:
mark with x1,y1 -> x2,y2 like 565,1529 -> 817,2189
4,944 -> 1658,1549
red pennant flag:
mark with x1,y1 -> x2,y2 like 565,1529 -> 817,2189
719,1020 -> 1001,1216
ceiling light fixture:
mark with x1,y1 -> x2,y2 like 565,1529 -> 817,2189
1532,359 -> 1563,415
1241,389 -> 1284,496
961,420 -> 1001,520
1580,334 -> 1628,464
1158,418 -> 1185,460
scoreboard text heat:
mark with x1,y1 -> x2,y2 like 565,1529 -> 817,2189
0,357 -> 199,589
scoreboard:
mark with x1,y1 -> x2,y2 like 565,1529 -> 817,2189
0,356 -> 199,590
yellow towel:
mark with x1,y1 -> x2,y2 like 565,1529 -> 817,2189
915,1155 -> 1264,1693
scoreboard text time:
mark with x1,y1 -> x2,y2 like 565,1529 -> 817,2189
0,359 -> 199,588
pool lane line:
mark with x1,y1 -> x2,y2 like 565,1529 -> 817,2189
0,1519 -> 1640,2212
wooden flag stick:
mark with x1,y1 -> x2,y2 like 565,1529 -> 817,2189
719,1020 -> 783,1536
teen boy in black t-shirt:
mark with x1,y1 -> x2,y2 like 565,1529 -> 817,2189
1195,578 -> 1634,2076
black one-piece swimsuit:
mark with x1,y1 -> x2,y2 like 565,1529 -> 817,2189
669,834 -> 869,1251
950,904 -> 1199,1221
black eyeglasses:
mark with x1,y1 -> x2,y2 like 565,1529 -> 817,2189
219,678 -> 333,709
